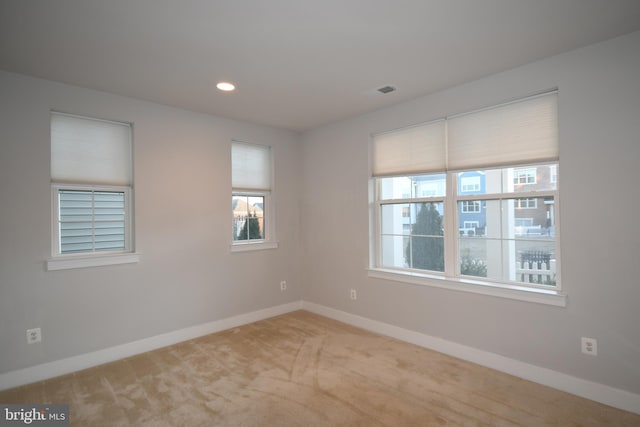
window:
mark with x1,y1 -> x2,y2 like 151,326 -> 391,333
370,91 -> 563,305
48,112 -> 137,270
231,141 -> 276,251
460,176 -> 481,192
461,200 -> 481,213
514,168 -> 536,185
515,198 -> 537,209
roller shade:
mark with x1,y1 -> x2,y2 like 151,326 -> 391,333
232,141 -> 271,191
51,112 -> 132,186
372,120 -> 445,176
447,92 -> 558,170
371,91 -> 558,176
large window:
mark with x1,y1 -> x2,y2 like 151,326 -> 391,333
231,141 -> 276,251
370,92 -> 562,304
49,112 -> 135,269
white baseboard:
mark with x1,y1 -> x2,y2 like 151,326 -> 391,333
302,301 -> 640,416
2,299 -> 638,416
0,301 -> 303,391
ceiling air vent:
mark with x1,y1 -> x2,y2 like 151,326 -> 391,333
377,85 -> 396,94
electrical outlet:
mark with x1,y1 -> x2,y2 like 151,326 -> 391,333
581,337 -> 597,356
350,289 -> 357,300
280,281 -> 287,291
27,328 -> 41,344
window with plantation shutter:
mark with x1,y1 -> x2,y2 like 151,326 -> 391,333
48,112 -> 137,270
58,189 -> 127,253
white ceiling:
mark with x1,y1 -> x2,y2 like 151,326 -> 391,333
2,1 -> 640,132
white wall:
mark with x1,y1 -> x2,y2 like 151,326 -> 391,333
301,31 -> 640,395
0,71 -> 302,374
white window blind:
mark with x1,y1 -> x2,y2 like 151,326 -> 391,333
371,91 -> 558,176
447,92 -> 558,170
232,141 -> 272,191
51,112 -> 132,186
372,120 -> 445,177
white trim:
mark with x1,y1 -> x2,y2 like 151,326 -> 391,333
301,302 -> 640,415
0,301 -> 302,391
46,252 -> 141,271
2,300 -> 638,415
230,241 -> 279,252
368,268 -> 566,306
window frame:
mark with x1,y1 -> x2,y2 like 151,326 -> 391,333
230,141 -> 277,253
47,112 -> 138,271
370,163 -> 565,307
231,190 -> 277,252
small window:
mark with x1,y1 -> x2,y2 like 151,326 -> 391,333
460,176 -> 481,192
514,168 -> 536,185
515,198 -> 538,209
49,112 -> 135,267
231,141 -> 276,251
461,200 -> 482,213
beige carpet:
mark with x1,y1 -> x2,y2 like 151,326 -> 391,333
1,311 -> 638,426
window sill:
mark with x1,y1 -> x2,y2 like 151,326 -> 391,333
230,241 -> 278,253
46,252 -> 140,271
367,268 -> 567,307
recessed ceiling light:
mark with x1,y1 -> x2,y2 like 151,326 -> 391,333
216,82 -> 236,92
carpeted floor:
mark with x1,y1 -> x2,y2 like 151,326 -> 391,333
1,310 -> 639,426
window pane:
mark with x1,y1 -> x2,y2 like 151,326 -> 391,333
381,202 -> 444,272
379,174 -> 445,200
459,239 -> 489,279
512,240 -> 557,286
381,204 -> 411,235
381,235 -> 409,268
457,164 -> 557,196
409,236 -> 444,272
503,197 -> 555,238
232,194 -> 265,241
457,197 -> 556,285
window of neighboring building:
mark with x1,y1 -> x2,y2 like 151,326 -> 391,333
231,141 -> 277,251
460,176 -> 481,192
514,168 -> 536,185
48,112 -> 137,270
515,198 -> 538,209
461,200 -> 481,213
370,91 -> 563,305
550,164 -> 558,183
